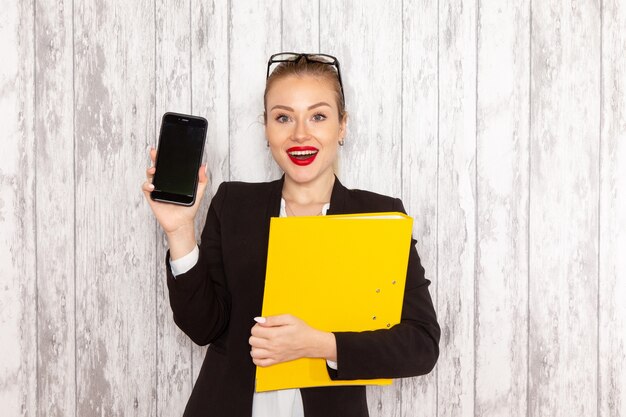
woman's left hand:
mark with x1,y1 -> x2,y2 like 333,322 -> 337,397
249,314 -> 336,367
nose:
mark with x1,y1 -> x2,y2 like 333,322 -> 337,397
292,119 -> 309,143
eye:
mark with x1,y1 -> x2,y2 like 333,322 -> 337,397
275,114 -> 291,123
312,113 -> 327,122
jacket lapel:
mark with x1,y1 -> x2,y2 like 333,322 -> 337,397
327,176 -> 349,215
266,176 -> 284,219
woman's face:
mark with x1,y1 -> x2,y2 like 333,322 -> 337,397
265,74 -> 346,187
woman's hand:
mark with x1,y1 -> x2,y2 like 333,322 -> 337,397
249,315 -> 337,367
142,148 -> 208,258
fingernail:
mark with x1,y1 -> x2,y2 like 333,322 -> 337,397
148,183 -> 154,190
254,317 -> 266,324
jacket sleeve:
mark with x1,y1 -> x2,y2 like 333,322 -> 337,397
328,198 -> 440,380
165,182 -> 231,346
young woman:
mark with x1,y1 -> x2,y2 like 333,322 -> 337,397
143,53 -> 440,417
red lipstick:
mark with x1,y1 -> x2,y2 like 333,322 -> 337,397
286,146 -> 319,166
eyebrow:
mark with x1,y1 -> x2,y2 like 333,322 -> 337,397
270,102 -> 333,112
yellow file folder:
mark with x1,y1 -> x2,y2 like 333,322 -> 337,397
256,212 -> 414,392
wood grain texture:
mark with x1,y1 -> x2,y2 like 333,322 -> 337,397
401,1 -> 439,416
229,0 -> 282,182
281,0 -> 320,52
154,1 -> 193,415
189,0 -> 230,384
191,0 -> 230,196
0,1 -> 36,416
320,0 -> 403,199
34,1 -> 75,415
599,1 -> 626,416
5,1 -> 626,416
321,1 -> 403,416
73,0 -> 156,415
437,0 -> 477,416
475,1 -> 529,417
529,0 -> 600,415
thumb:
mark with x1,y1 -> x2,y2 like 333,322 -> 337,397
198,164 -> 208,184
194,164 -> 208,203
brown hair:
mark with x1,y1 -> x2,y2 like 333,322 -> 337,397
263,58 -> 346,123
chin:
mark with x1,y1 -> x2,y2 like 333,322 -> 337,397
285,170 -> 317,184
287,168 -> 335,185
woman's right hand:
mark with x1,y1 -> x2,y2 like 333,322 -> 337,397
142,148 -> 208,258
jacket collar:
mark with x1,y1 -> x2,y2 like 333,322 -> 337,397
327,175 -> 348,215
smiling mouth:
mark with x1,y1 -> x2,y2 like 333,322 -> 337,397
287,147 -> 319,166
288,149 -> 318,159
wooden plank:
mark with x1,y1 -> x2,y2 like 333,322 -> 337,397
229,0 -> 281,182
0,2 -> 37,416
599,1 -> 626,416
436,0 -> 477,416
475,1 -> 530,417
34,0 -> 76,415
154,1 -> 193,415
400,1 -> 439,416
189,0 -> 230,383
191,0 -> 230,196
320,0 -> 403,199
281,0 -> 319,52
529,0 -> 600,415
320,2 -> 403,416
73,0 -> 157,415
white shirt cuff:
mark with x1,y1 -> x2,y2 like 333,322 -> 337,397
169,245 -> 199,277
326,360 -> 338,370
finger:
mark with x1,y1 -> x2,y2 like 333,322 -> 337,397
146,166 -> 156,180
258,314 -> 295,328
150,148 -> 157,164
253,357 -> 274,368
250,347 -> 270,359
142,181 -> 155,193
248,335 -> 268,349
250,324 -> 272,339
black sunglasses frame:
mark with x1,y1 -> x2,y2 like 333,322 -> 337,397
266,52 -> 345,106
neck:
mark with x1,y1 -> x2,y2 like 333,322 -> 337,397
282,171 -> 335,205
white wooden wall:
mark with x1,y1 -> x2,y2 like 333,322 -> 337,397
1,0 -> 625,416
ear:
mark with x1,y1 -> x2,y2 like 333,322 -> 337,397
339,111 -> 348,136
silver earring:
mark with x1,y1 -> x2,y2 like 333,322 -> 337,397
338,139 -> 344,146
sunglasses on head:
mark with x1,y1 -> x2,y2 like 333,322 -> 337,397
266,52 -> 345,105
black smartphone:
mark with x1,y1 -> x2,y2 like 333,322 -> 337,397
151,112 -> 208,206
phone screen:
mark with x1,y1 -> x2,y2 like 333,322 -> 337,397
152,113 -> 207,205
